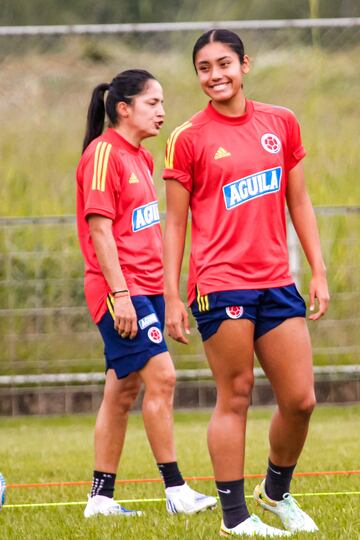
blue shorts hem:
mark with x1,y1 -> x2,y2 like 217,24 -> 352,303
254,313 -> 305,340
106,343 -> 168,379
201,316 -> 255,342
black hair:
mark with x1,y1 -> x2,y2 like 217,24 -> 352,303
82,69 -> 156,152
192,29 -> 245,70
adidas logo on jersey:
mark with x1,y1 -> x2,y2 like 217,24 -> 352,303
129,172 -> 139,184
214,147 -> 231,160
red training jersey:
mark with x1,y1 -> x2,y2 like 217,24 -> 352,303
163,100 -> 306,305
77,128 -> 163,323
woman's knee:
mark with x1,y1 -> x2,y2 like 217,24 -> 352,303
146,368 -> 176,400
121,383 -> 142,411
103,377 -> 141,413
218,373 -> 254,414
298,394 -> 317,417
281,391 -> 317,418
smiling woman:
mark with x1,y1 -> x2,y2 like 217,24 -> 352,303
193,38 -> 249,117
162,28 -> 330,537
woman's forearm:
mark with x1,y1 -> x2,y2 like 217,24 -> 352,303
163,180 -> 190,299
288,194 -> 327,276
286,162 -> 326,276
163,221 -> 187,299
88,216 -> 128,292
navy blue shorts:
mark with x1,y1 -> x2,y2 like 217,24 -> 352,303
190,284 -> 306,342
97,294 -> 168,379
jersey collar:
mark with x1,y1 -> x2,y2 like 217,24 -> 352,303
106,128 -> 142,154
205,99 -> 254,125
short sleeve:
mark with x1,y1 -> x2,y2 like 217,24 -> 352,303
285,112 -> 306,171
82,142 -> 120,220
162,124 -> 194,192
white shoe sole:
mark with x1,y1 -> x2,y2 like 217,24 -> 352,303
167,499 -> 217,515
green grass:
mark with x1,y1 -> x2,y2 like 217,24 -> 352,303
1,406 -> 360,539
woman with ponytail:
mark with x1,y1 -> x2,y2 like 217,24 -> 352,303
76,69 -> 216,518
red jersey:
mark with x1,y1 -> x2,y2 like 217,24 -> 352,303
77,128 -> 163,323
163,100 -> 305,305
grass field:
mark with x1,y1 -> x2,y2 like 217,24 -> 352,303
1,405 -> 359,539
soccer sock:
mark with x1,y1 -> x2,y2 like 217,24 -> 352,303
264,459 -> 296,501
90,470 -> 116,498
216,479 -> 250,529
157,461 -> 185,488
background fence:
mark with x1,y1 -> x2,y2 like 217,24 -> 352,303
1,18 -> 359,382
0,208 -> 359,378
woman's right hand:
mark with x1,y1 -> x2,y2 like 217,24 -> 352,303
165,297 -> 190,344
113,296 -> 138,340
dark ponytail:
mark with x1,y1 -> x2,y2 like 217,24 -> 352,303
82,83 -> 109,152
82,69 -> 156,152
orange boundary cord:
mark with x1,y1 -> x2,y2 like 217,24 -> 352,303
7,470 -> 360,489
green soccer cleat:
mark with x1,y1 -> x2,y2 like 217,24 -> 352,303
219,514 -> 291,537
254,479 -> 318,533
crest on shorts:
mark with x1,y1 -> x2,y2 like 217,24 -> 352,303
147,326 -> 163,344
225,306 -> 244,319
260,133 -> 281,154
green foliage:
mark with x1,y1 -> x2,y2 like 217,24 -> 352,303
1,38 -> 359,216
0,407 -> 359,539
1,0 -> 360,25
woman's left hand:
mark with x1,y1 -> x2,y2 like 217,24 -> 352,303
308,273 -> 330,320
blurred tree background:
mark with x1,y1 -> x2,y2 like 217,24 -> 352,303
1,0 -> 359,25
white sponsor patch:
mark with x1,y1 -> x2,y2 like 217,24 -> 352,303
147,326 -> 163,344
132,201 -> 160,232
138,313 -> 159,330
225,306 -> 244,319
261,133 -> 281,154
222,167 -> 282,210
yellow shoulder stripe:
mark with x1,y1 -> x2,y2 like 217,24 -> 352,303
92,142 -> 112,191
165,121 -> 192,169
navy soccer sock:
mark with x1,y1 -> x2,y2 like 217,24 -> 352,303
157,461 -> 185,488
216,479 -> 250,529
91,470 -> 116,498
264,459 -> 296,501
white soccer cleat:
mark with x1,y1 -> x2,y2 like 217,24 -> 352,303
219,514 -> 291,537
254,479 -> 318,532
165,482 -> 217,514
84,494 -> 143,518
0,473 -> 6,511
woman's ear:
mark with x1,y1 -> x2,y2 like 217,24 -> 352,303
241,55 -> 251,75
116,101 -> 129,119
